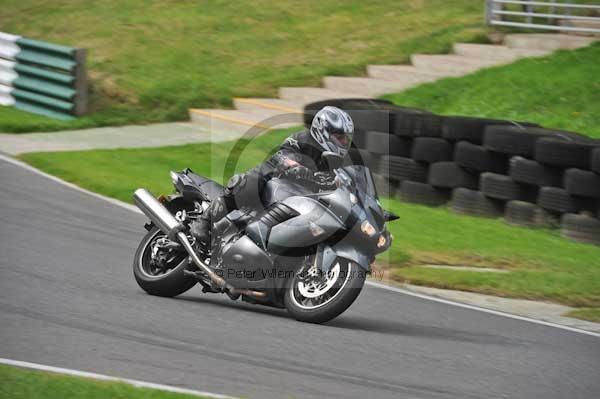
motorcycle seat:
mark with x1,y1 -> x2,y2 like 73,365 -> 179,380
183,169 -> 224,202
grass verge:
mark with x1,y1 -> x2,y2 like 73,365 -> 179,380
565,308 -> 600,323
0,0 -> 486,132
383,42 -> 600,139
20,129 -> 600,313
0,364 -> 211,399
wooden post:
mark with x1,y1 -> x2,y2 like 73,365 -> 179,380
73,48 -> 88,115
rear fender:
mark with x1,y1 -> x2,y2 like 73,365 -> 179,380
164,194 -> 196,213
144,195 -> 196,231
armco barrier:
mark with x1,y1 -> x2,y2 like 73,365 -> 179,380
0,32 -> 87,120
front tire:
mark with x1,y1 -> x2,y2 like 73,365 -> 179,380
284,259 -> 366,324
133,226 -> 196,297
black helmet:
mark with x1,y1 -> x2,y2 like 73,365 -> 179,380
310,106 -> 354,157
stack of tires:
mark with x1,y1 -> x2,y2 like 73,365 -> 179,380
416,116 -> 538,209
465,125 -> 600,245
303,100 -> 600,246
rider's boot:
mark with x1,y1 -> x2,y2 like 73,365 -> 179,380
190,196 -> 230,254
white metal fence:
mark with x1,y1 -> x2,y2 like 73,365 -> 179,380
486,0 -> 600,33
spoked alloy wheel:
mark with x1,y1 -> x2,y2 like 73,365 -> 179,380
140,230 -> 187,278
285,256 -> 366,324
133,226 -> 196,297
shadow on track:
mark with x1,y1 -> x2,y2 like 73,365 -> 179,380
174,294 -> 291,319
328,316 -> 527,346
175,294 -> 524,346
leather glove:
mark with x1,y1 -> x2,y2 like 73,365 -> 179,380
313,171 -> 337,188
284,166 -> 313,181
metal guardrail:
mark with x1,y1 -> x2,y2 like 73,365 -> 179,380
0,32 -> 88,120
486,0 -> 600,33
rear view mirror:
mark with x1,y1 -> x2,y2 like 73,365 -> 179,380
384,210 -> 399,222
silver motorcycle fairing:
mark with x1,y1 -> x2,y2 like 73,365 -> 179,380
262,177 -> 313,207
219,235 -> 274,289
266,195 -> 346,253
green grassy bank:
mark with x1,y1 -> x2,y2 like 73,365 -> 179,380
0,0 -> 486,132
0,364 -> 209,399
384,42 -> 600,139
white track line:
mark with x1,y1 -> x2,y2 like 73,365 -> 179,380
1,153 -> 599,338
365,281 -> 600,338
0,358 -> 234,399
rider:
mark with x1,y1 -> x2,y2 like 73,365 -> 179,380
191,106 -> 355,251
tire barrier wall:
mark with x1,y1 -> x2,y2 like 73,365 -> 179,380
0,32 -> 88,120
304,98 -> 600,246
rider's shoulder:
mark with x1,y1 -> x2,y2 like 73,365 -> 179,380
282,130 -> 309,150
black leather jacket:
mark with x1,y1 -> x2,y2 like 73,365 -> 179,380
262,131 -> 330,178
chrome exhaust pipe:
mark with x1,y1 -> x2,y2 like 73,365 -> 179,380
134,189 -> 182,239
133,189 -> 265,300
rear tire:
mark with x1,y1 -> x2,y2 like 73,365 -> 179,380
429,162 -> 479,190
591,148 -> 600,173
509,156 -> 562,187
451,188 -> 504,218
411,137 -> 453,163
454,141 -> 508,173
379,156 -> 428,183
365,131 -> 411,157
285,260 -> 366,324
561,214 -> 600,246
534,138 -> 599,169
484,126 -> 582,157
480,172 -> 537,202
442,116 -> 539,145
133,226 -> 196,297
398,181 -> 450,206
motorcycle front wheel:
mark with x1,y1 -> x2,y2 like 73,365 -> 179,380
284,257 -> 366,324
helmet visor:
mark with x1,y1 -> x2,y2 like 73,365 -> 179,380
330,131 -> 353,150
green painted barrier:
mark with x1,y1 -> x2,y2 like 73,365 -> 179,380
0,32 -> 88,120
14,64 -> 75,85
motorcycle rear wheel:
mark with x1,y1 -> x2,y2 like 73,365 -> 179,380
133,226 -> 196,297
284,258 -> 366,324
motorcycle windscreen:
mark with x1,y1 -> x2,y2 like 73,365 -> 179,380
341,165 -> 378,199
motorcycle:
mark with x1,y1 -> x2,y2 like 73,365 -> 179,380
132,152 -> 398,323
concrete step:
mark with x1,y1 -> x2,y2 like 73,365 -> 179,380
188,108 -> 299,136
504,33 -> 596,51
410,54 -> 502,74
453,43 -> 550,61
323,76 -> 429,97
559,20 -> 600,37
232,98 -> 304,125
233,97 -> 304,114
278,87 -> 369,105
367,64 -> 447,81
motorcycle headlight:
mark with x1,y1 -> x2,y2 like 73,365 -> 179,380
377,235 -> 387,248
361,221 -> 376,237
349,193 -> 358,204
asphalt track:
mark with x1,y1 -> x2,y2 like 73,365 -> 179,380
1,157 -> 599,399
